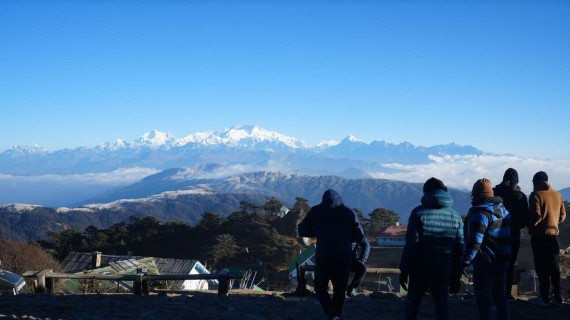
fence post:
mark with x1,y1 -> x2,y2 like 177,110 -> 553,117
35,269 -> 53,294
134,268 -> 148,296
218,269 -> 229,296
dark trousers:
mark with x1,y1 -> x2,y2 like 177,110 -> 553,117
314,255 -> 351,319
472,260 -> 509,320
531,235 -> 561,299
347,258 -> 367,291
405,271 -> 450,320
506,236 -> 520,296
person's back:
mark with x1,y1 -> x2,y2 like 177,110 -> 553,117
493,168 -> 529,300
527,171 -> 566,306
298,189 -> 367,320
528,176 -> 566,237
400,189 -> 464,275
399,178 -> 464,320
298,190 -> 363,260
493,168 -> 529,236
463,178 -> 511,320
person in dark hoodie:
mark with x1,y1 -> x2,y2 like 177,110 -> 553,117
298,189 -> 368,320
493,168 -> 530,300
464,178 -> 511,320
528,171 -> 566,306
399,177 -> 464,320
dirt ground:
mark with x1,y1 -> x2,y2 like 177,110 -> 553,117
0,289 -> 569,320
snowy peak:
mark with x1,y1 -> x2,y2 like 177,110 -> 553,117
4,144 -> 47,155
178,125 -> 308,150
137,129 -> 176,147
96,139 -> 127,151
342,135 -> 365,144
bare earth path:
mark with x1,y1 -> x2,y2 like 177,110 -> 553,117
0,290 -> 568,320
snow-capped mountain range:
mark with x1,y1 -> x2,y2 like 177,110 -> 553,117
1,125 -> 482,176
0,124 -> 491,207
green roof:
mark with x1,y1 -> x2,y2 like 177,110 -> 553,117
288,244 -> 316,274
60,257 -> 159,294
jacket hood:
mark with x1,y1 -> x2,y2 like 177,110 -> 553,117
321,189 -> 345,209
472,197 -> 507,219
533,181 -> 550,192
502,168 -> 519,185
421,189 -> 453,209
495,181 -> 522,193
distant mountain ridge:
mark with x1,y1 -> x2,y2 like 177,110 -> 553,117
1,170 -> 473,240
83,169 -> 473,223
0,125 -> 483,176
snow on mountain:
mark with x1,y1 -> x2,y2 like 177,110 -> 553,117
0,125 -> 484,178
177,125 -> 308,150
316,140 -> 340,149
135,129 -> 177,148
95,139 -> 127,152
1,203 -> 44,211
3,144 -> 48,155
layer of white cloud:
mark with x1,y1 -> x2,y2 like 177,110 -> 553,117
0,167 -> 160,186
371,154 -> 570,194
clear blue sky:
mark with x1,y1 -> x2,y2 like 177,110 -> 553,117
1,0 -> 569,158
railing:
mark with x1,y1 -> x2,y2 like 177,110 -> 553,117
23,269 -> 243,296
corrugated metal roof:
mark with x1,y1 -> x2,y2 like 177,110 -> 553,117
59,257 -> 159,294
60,252 -> 145,274
61,252 -> 200,276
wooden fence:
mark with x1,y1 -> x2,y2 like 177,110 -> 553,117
23,269 -> 243,296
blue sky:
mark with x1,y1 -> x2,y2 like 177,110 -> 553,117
1,0 -> 569,158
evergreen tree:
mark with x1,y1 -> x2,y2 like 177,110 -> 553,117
210,234 -> 240,266
367,208 -> 399,238
353,208 -> 370,236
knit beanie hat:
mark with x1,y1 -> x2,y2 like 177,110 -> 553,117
423,177 -> 448,193
472,178 -> 494,201
532,171 -> 548,182
503,168 -> 519,185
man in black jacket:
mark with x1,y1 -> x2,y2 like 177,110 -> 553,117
298,189 -> 368,320
493,168 -> 529,300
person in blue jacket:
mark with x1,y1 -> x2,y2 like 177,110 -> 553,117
298,189 -> 368,320
399,177 -> 464,320
464,178 -> 511,320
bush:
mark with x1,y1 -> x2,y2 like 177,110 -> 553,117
0,239 -> 60,275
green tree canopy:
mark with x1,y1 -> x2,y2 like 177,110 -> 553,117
367,208 -> 399,238
210,234 -> 240,266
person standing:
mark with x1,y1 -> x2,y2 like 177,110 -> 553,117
493,168 -> 530,300
464,178 -> 511,320
528,171 -> 566,306
399,178 -> 464,320
346,238 -> 370,297
298,189 -> 368,320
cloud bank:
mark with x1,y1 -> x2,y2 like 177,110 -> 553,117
372,154 -> 570,194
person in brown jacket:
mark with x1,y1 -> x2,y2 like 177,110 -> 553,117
528,171 -> 566,306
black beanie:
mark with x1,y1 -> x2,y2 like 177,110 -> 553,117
423,177 -> 448,193
532,171 -> 548,182
503,168 -> 519,185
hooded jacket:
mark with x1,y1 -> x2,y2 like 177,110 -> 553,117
399,189 -> 464,276
298,189 -> 368,262
493,181 -> 529,237
528,181 -> 566,236
463,197 -> 511,265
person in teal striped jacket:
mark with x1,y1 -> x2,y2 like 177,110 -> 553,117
463,178 -> 511,320
399,177 -> 464,320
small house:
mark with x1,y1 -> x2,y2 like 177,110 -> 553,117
60,252 -> 214,291
276,206 -> 290,218
376,224 -> 407,246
